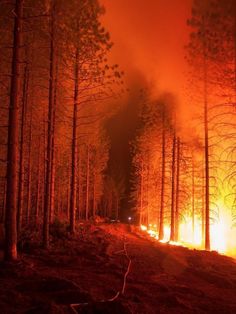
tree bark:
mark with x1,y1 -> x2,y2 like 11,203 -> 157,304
5,0 -> 23,261
170,133 -> 176,242
174,137 -> 180,242
35,137 -> 41,225
92,174 -> 96,217
192,155 -> 195,241
70,48 -> 79,233
203,16 -> 210,250
26,106 -> 32,224
85,145 -> 90,220
43,1 -> 55,248
77,151 -> 81,219
1,182 -> 6,223
204,92 -> 210,250
159,112 -> 166,240
115,195 -> 119,220
17,61 -> 28,232
67,166 -> 70,220
49,60 -> 58,223
139,159 -> 144,226
146,162 -> 150,227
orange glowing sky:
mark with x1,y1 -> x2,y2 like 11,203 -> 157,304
101,0 -> 192,101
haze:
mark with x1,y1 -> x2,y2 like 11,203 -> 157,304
101,0 -> 192,101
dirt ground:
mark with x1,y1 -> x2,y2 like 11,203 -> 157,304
0,222 -> 236,314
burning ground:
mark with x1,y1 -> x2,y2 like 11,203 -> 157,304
0,222 -> 236,314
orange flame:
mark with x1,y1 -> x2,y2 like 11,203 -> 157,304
140,199 -> 236,258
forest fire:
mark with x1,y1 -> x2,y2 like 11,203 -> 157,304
0,0 -> 236,312
140,197 -> 236,258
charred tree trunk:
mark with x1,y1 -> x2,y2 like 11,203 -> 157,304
170,133 -> 176,242
70,48 -> 79,234
159,113 -> 166,240
204,96 -> 210,250
174,137 -> 180,242
43,2 -> 55,248
5,0 -> 23,261
201,173 -> 205,246
203,19 -> 210,251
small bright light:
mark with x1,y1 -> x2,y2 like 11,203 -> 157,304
128,217 -> 132,221
140,225 -> 147,231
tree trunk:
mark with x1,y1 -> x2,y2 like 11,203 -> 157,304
49,103 -> 55,223
204,97 -> 210,250
170,133 -> 176,242
57,181 -> 60,216
234,2 -> 236,99
192,155 -> 195,241
77,152 -> 81,219
35,138 -> 41,225
85,145 -> 90,220
146,162 -> 150,227
41,106 -> 47,218
17,61 -> 28,232
2,182 -> 6,223
5,0 -> 23,261
174,137 -> 180,242
26,106 -> 32,224
49,60 -> 58,223
159,113 -> 165,240
67,167 -> 70,220
203,18 -> 210,250
201,171 -> 205,246
43,1 -> 55,248
70,48 -> 79,233
92,174 -> 96,217
139,159 -> 144,226
115,195 -> 119,220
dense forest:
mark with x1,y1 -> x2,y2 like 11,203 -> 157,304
0,0 -> 235,264
0,0 -> 125,261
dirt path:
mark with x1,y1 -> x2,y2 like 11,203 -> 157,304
0,223 -> 236,313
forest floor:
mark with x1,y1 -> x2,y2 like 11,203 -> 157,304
0,222 -> 236,314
